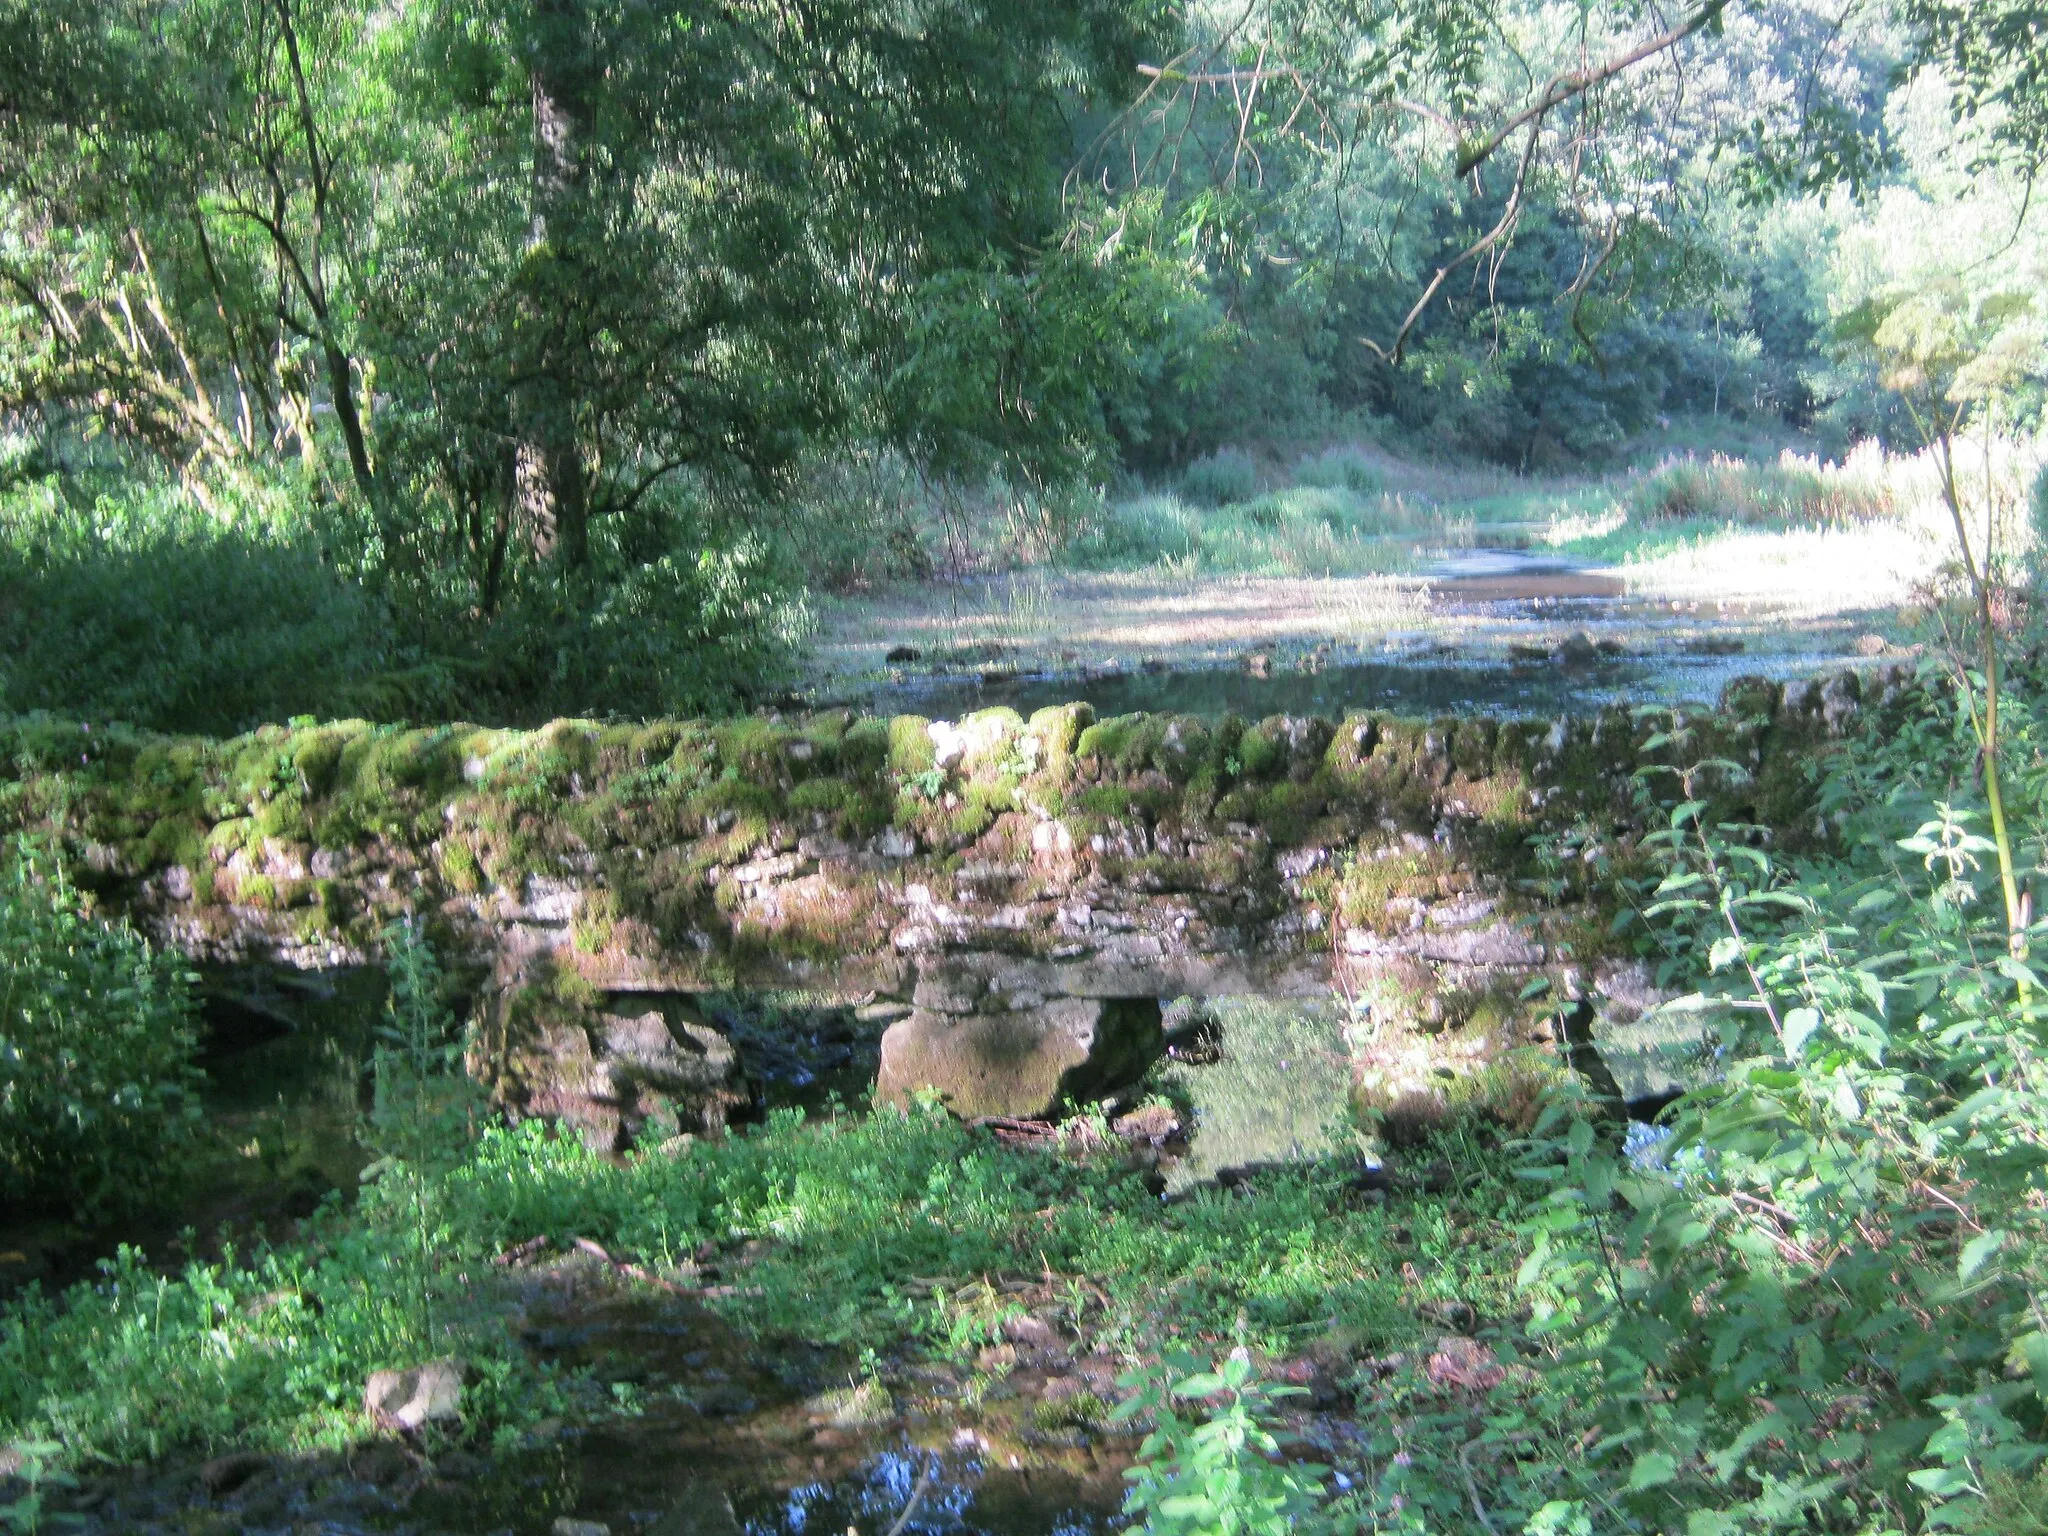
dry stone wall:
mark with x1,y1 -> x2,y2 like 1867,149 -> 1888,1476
1,666 -> 1900,1136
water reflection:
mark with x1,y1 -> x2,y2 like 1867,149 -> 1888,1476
735,1448 -> 1111,1536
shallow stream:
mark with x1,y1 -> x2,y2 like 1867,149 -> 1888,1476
835,548 -> 1890,721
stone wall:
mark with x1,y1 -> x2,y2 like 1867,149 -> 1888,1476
2,667 -> 1899,1135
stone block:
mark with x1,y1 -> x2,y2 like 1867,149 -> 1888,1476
874,996 -> 1163,1119
365,1358 -> 464,1431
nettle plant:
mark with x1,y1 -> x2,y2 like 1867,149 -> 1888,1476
1114,1349 -> 1331,1536
0,836 -> 202,1220
358,920 -> 485,1349
1519,701 -> 2048,1532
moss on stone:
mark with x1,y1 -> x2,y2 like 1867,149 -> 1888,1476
0,679 -> 1869,989
888,715 -> 936,778
1026,703 -> 1093,784
439,838 -> 484,894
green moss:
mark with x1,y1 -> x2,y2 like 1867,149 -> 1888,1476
712,717 -> 790,783
1075,714 -> 1147,770
948,781 -> 1013,843
439,838 -> 483,894
207,817 -> 256,855
689,775 -> 780,829
1340,848 -> 1437,925
550,966 -> 600,1009
1026,703 -> 1093,783
841,717 -> 891,776
1254,781 -> 1323,844
139,817 -> 207,872
238,873 -> 279,910
255,795 -> 311,843
1077,785 -> 1133,817
312,878 -> 351,923
1719,675 -> 1781,724
1236,721 -> 1286,780
1450,717 -> 1497,780
888,715 -> 936,777
788,778 -> 857,816
1214,784 -> 1260,823
573,887 -> 619,954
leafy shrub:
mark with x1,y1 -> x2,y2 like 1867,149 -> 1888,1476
1292,445 -> 1383,496
438,540 -> 812,725
0,474 -> 809,732
1627,449 -> 1893,526
1063,494 -> 1202,568
0,1231 -> 558,1466
0,839 -> 202,1220
783,447 -> 935,590
1519,688 -> 2048,1532
1115,1350 -> 1331,1536
1180,448 -> 1260,507
2030,462 -> 2048,568
0,477 -> 404,735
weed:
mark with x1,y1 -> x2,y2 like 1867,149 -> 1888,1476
1114,1349 -> 1329,1536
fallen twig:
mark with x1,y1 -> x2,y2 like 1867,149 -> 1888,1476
571,1237 -> 689,1295
491,1235 -> 551,1267
1457,1437 -> 1501,1536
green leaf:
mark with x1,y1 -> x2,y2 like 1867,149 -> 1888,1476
1709,936 -> 1743,971
1829,1073 -> 1861,1119
1958,1229 -> 2006,1283
1626,1449 -> 1679,1490
1907,1466 -> 1975,1496
1782,1008 -> 1820,1057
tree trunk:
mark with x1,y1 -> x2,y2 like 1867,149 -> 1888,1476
517,0 -> 592,569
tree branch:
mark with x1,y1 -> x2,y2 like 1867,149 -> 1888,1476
1364,119 -> 1544,365
1455,0 -> 1734,177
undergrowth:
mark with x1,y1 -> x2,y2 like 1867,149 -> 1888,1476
0,474 -> 809,733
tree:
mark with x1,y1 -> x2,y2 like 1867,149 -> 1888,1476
0,0 -> 1171,583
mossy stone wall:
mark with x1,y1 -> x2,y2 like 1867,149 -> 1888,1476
0,666 -> 1899,1125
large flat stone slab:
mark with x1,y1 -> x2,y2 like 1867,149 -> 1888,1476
875,998 -> 1164,1119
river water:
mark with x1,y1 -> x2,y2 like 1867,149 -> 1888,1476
834,550 -> 1885,722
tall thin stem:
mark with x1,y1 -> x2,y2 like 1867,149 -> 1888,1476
1931,423 -> 2028,962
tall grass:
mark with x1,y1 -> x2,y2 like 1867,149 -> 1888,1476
1063,486 -> 1463,577
1627,447 -> 1896,526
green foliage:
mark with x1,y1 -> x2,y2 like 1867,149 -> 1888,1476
0,475 -> 810,731
1517,684 -> 2048,1531
1626,452 -> 1895,527
1115,1350 -> 1330,1536
0,1232 -> 557,1468
0,1440 -> 73,1534
1064,494 -> 1202,569
441,1103 -> 1521,1355
0,837 -> 201,1220
1059,482 -> 1450,578
359,921 -> 484,1345
1292,446 -> 1383,497
0,1094 -> 1530,1479
1180,449 -> 1260,508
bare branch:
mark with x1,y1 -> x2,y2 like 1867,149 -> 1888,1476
1455,0 -> 1733,177
1365,119 -> 1545,365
